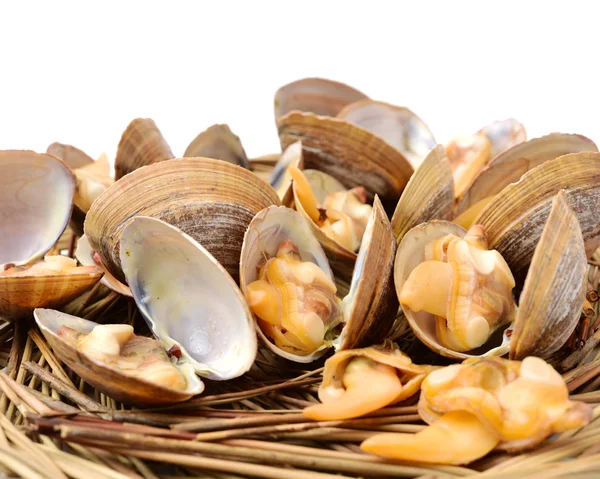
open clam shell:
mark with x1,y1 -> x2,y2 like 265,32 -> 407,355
475,151 -> 600,286
390,145 -> 454,243
274,77 -> 368,120
120,217 -> 256,379
337,100 -> 436,168
34,308 -> 203,405
75,235 -> 131,297
184,124 -> 249,169
0,261 -> 103,320
510,191 -> 587,359
114,118 -> 174,180
0,150 -> 75,268
278,111 -> 414,208
239,206 -> 335,363
84,158 -> 280,283
46,142 -> 94,169
291,168 -> 357,280
455,133 -> 598,216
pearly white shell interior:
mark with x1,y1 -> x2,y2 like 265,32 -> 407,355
120,216 -> 256,380
0,151 -> 75,268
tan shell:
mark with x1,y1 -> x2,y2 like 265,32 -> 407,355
46,142 -> 94,169
475,152 -> 600,286
274,77 -> 368,120
184,124 -> 249,169
114,118 -> 174,179
455,133 -> 598,215
337,100 -> 436,168
390,145 -> 454,243
34,308 -> 202,405
0,265 -> 103,319
248,153 -> 280,183
291,169 -> 356,281
239,206 -> 336,363
85,158 -> 280,283
0,150 -> 75,268
339,197 -> 398,350
510,191 -> 587,359
278,111 -> 414,208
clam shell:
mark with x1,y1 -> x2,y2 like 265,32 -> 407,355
337,100 -> 436,168
75,235 -> 132,297
338,197 -> 398,350
46,142 -> 94,169
475,152 -> 600,286
114,118 -> 174,179
0,265 -> 103,319
274,77 -> 368,120
455,133 -> 598,215
390,145 -> 454,243
0,150 -> 75,268
394,221 -> 512,360
291,169 -> 356,281
510,191 -> 587,359
278,111 -> 414,208
239,206 -> 335,363
120,217 -> 256,380
34,308 -> 203,405
184,124 -> 249,169
84,158 -> 280,283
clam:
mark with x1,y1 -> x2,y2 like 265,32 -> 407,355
447,118 -> 526,199
248,153 -> 281,184
395,190 -> 588,360
394,221 -> 516,359
288,166 -> 372,280
455,133 -> 598,219
35,216 -> 257,406
34,309 -> 203,406
475,151 -> 600,285
184,124 -> 249,169
390,144 -> 454,243
114,118 -> 174,179
46,142 -> 94,169
239,202 -> 397,363
0,151 -> 103,319
303,343 -> 433,420
274,77 -> 368,120
278,111 -> 414,209
85,158 -> 280,283
337,100 -> 436,168
361,356 -> 593,464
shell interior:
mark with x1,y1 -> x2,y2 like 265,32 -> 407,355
120,216 -> 256,380
0,151 -> 75,268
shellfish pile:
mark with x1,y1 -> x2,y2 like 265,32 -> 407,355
1,77 -> 599,468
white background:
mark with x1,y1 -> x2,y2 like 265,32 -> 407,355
0,1 -> 598,165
